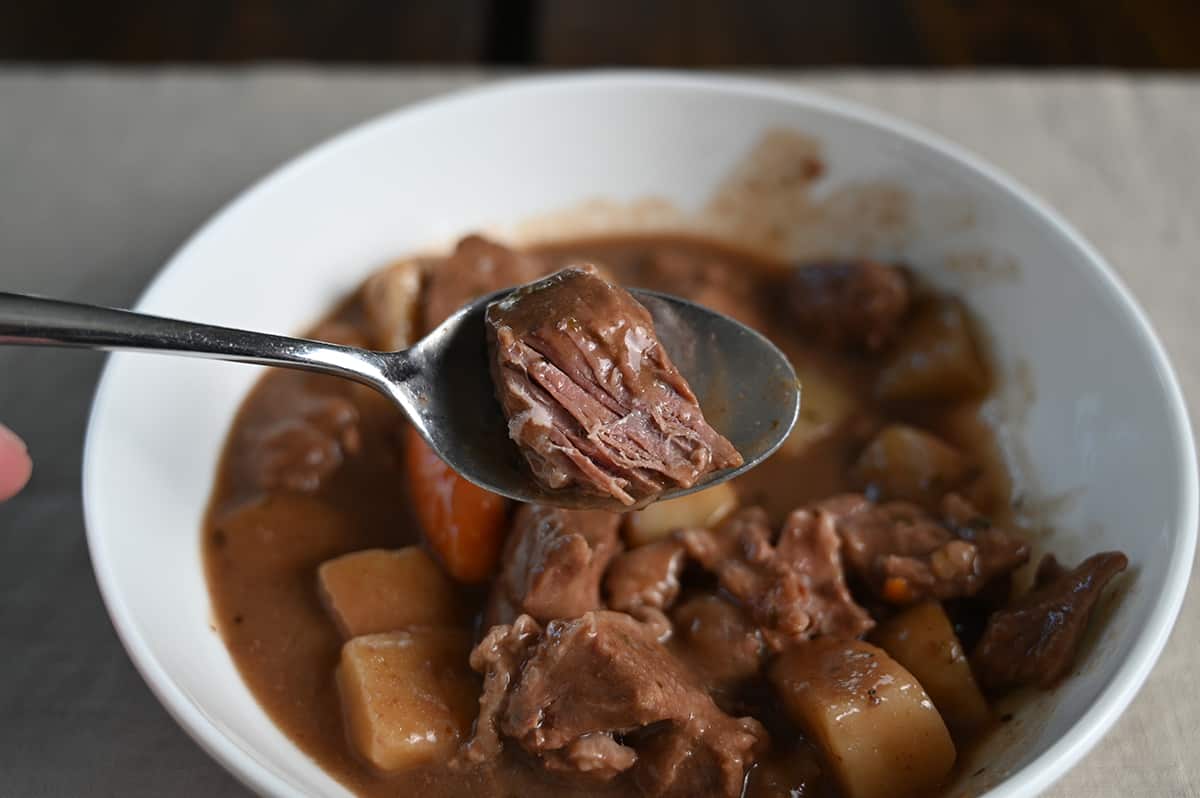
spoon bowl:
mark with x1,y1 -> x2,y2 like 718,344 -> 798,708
406,288 -> 800,509
0,285 -> 799,508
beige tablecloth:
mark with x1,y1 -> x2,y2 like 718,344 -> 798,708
0,69 -> 1195,797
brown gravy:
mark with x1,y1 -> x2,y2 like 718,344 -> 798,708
204,235 -> 1013,797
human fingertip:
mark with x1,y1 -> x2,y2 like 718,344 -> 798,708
0,424 -> 32,501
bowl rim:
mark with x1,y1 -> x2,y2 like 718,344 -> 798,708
82,70 -> 1198,798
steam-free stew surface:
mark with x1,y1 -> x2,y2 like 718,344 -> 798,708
204,235 -> 1022,797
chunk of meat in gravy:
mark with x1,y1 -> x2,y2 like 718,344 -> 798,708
677,506 -> 874,650
460,614 -> 542,763
670,594 -> 765,700
486,265 -> 743,506
635,249 -> 770,331
246,394 -> 361,493
604,541 -> 685,639
463,610 -> 766,797
633,714 -> 766,798
828,493 -> 1030,605
423,235 -> 547,332
973,551 -> 1128,691
742,746 -> 824,798
541,732 -> 639,781
484,504 -> 622,629
606,541 -> 685,612
783,259 -> 910,351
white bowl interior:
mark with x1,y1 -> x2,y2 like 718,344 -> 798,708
83,74 -> 1196,798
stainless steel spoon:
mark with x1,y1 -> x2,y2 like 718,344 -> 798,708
0,288 -> 799,509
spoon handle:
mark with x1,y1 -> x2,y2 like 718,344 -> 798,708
0,291 -> 390,386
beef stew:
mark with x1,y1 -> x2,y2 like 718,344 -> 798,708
204,234 -> 1127,798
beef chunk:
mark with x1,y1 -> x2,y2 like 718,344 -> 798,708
541,732 -> 639,781
248,394 -> 360,492
1035,551 -> 1069,584
634,715 -> 765,798
461,614 -> 542,763
829,493 -> 1030,604
783,259 -> 910,351
606,541 -> 686,613
742,746 -> 825,798
973,551 -> 1128,691
502,612 -> 702,749
484,504 -> 622,628
677,506 -> 873,650
486,265 -> 743,507
423,235 -> 546,332
605,541 -> 686,639
773,507 -> 877,639
463,611 -> 767,797
637,249 -> 769,332
670,594 -> 765,697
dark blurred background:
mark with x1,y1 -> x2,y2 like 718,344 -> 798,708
2,0 -> 1197,68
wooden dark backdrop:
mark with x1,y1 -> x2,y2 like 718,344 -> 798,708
2,0 -> 1197,69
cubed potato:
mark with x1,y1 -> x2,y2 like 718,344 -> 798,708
319,547 -> 463,638
872,602 -> 991,736
361,259 -> 422,351
876,300 -> 987,403
625,482 -> 738,547
780,362 -> 859,457
338,628 -> 478,772
771,638 -> 955,798
850,424 -> 969,503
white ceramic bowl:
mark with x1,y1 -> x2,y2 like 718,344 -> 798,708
83,73 -> 1196,798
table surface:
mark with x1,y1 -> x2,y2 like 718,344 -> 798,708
0,69 -> 1196,797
